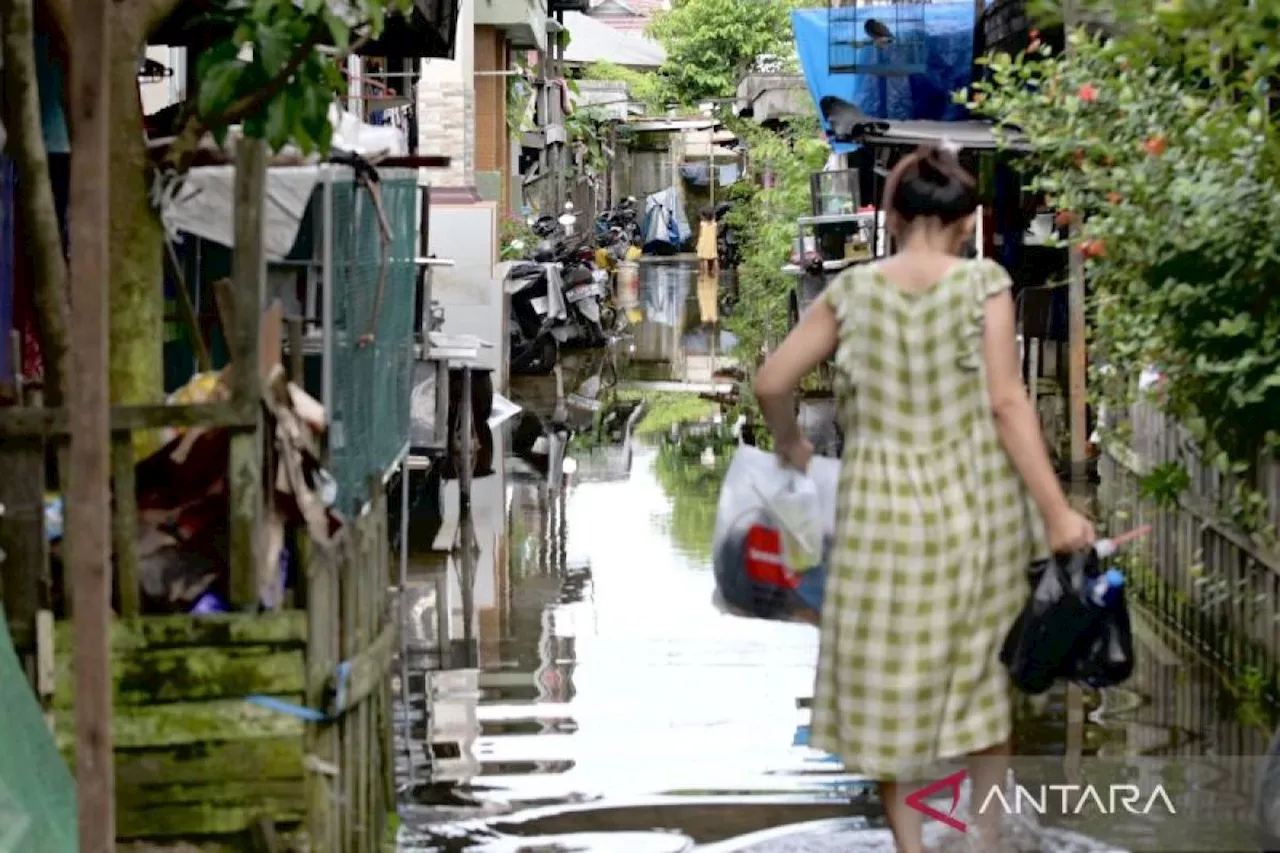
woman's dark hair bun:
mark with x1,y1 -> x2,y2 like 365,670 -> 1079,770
883,143 -> 978,226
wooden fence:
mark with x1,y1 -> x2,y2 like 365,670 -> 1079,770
1098,400 -> 1280,702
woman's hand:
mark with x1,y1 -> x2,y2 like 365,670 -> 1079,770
1045,507 -> 1096,555
776,436 -> 814,473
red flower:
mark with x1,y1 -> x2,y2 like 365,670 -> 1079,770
1077,83 -> 1099,103
1072,149 -> 1086,167
1055,209 -> 1074,227
1029,29 -> 1041,39
1080,239 -> 1106,259
1143,134 -> 1167,157
1106,191 -> 1123,204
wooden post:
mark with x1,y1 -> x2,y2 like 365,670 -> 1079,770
112,434 -> 139,616
66,0 -> 115,845
459,367 -> 473,515
1063,0 -> 1087,783
228,137 -> 268,609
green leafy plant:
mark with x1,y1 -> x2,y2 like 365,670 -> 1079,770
720,115 -> 829,367
968,2 -> 1280,546
577,60 -> 667,112
564,106 -> 610,186
176,0 -> 413,162
646,0 -> 816,106
499,213 -> 537,261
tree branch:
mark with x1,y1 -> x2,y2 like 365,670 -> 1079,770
162,25 -> 370,174
1,0 -> 70,406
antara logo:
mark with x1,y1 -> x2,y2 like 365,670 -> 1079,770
905,770 -> 1178,833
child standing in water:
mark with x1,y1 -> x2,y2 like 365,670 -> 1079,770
696,206 -> 719,325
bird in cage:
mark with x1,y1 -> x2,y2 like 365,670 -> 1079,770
864,18 -> 894,47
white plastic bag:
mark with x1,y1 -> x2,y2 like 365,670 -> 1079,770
711,446 -> 841,620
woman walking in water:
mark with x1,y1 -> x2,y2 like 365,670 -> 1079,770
754,145 -> 1095,853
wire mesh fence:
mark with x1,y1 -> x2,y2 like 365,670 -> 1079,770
326,171 -> 418,514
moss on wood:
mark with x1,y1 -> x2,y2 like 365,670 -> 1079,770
55,697 -> 305,750
116,792 -> 304,839
113,737 -> 303,788
53,612 -> 307,654
54,645 -> 305,708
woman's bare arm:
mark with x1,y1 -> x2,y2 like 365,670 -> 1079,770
982,289 -> 1071,521
754,298 -> 839,447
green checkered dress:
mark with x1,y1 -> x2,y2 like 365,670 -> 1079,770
810,258 -> 1044,781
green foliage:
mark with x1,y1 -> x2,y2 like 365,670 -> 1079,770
646,0 -> 805,106
577,61 -> 667,112
652,440 -> 731,563
721,115 -> 829,364
1139,462 -> 1192,510
499,213 -> 537,261
507,54 -> 535,140
968,2 -> 1280,542
564,107 -> 611,186
627,392 -> 719,438
196,0 -> 412,153
652,426 -> 738,562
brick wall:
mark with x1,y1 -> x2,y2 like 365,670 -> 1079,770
473,25 -> 510,212
418,76 -> 473,188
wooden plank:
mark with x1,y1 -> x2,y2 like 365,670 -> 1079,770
0,438 -> 47,663
356,500 -> 372,853
52,611 -> 307,653
67,0 -> 115,841
0,401 -> 258,439
119,835 -> 304,853
340,516 -> 359,850
113,736 -> 303,787
112,432 -> 141,617
115,785 -> 305,839
53,697 -> 305,750
53,645 -> 305,708
227,137 -> 269,609
328,621 -> 396,717
376,489 -> 395,825
304,539 -> 341,852
117,777 -> 304,811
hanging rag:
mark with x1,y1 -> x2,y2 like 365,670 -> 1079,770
680,163 -> 712,186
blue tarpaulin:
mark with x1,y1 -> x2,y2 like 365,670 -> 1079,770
792,5 -> 979,153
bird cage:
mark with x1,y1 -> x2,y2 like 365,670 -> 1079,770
828,0 -> 930,77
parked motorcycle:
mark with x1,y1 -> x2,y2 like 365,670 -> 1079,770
506,259 -> 562,375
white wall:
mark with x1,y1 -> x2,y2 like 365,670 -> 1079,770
139,46 -> 185,116
428,202 -> 505,374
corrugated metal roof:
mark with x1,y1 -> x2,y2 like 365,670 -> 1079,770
563,11 -> 666,67
850,119 -> 1027,151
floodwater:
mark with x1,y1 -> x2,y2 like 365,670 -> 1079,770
394,269 -> 1278,853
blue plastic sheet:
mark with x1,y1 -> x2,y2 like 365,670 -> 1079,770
792,5 -> 979,154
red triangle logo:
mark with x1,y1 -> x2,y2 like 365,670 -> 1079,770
905,769 -> 968,833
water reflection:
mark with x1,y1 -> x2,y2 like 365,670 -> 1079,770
397,298 -> 1276,852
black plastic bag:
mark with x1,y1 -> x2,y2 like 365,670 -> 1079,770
1000,546 -> 1135,695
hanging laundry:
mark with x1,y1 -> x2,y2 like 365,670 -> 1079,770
718,164 -> 741,186
680,163 -> 712,186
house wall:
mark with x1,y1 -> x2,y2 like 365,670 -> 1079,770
589,0 -> 667,32
427,202 -> 505,374
418,0 -> 476,190
139,46 -> 185,116
474,25 -> 511,213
